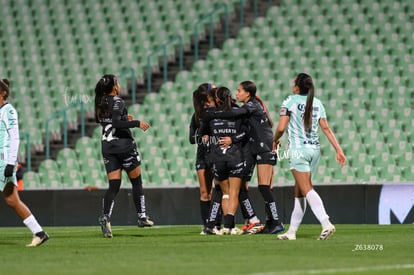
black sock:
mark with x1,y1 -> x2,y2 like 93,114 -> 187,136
258,185 -> 280,223
130,175 -> 147,218
200,200 -> 211,227
103,179 -> 121,217
239,188 -> 255,220
224,214 -> 235,229
215,207 -> 223,228
213,185 -> 223,228
206,185 -> 222,228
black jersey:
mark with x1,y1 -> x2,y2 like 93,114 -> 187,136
201,106 -> 246,163
98,95 -> 139,154
189,113 -> 209,156
210,98 -> 273,155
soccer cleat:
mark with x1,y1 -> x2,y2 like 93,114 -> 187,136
137,216 -> 154,227
202,227 -> 214,235
277,232 -> 296,240
221,228 -> 231,235
26,231 -> 49,247
200,227 -> 207,235
99,215 -> 113,238
260,221 -> 285,234
317,224 -> 336,240
243,222 -> 264,235
230,227 -> 243,235
202,227 -> 223,235
213,227 -> 223,235
240,221 -> 250,231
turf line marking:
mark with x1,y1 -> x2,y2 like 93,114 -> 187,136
0,225 -> 179,235
250,264 -> 414,275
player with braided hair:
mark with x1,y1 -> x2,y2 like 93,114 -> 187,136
94,74 -> 153,238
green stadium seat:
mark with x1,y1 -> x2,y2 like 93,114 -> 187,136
23,171 -> 42,189
75,137 -> 99,161
38,159 -> 63,188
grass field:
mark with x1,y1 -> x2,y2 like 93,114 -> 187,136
0,224 -> 413,275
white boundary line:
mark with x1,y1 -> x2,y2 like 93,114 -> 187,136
250,264 -> 414,275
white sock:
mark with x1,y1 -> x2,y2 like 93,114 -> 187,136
306,189 -> 332,228
23,215 -> 43,235
249,216 -> 260,224
287,197 -> 306,234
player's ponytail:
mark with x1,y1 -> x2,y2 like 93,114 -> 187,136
215,86 -> 233,111
193,83 -> 213,127
0,78 -> 10,99
256,96 -> 274,128
94,74 -> 117,123
295,73 -> 315,132
193,89 -> 206,127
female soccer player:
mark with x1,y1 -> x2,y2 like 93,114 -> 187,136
0,78 -> 49,246
200,86 -> 246,235
189,83 -> 221,234
94,74 -> 153,238
207,81 -> 284,234
273,73 -> 346,240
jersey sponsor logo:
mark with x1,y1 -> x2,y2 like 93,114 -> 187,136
297,104 -> 320,113
303,140 -> 319,145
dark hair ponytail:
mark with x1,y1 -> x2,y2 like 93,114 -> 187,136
295,73 -> 315,132
94,74 -> 117,123
0,78 -> 10,99
213,86 -> 234,111
193,83 -> 213,127
255,96 -> 274,128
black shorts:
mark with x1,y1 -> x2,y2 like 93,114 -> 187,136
195,152 -> 211,170
211,160 -> 244,181
195,154 -> 211,170
195,145 -> 211,170
102,147 -> 141,173
255,151 -> 277,166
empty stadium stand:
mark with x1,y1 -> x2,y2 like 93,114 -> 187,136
0,0 -> 411,188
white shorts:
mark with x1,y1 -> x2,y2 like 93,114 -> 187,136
289,148 -> 320,179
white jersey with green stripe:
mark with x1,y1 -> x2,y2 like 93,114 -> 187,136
280,94 -> 326,150
0,103 -> 19,163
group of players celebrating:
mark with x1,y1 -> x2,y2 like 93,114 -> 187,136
190,75 -> 345,240
93,73 -> 344,241
190,81 -> 284,235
